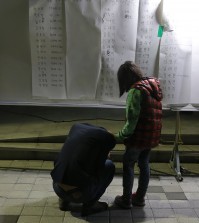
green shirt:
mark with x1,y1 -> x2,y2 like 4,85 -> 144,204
115,88 -> 142,142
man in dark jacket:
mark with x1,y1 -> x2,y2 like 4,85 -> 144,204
51,123 -> 116,216
114,61 -> 163,209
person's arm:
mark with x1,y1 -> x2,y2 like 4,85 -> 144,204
115,88 -> 142,142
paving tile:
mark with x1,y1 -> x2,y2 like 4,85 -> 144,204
28,191 -> 51,199
154,218 -> 178,223
152,208 -> 175,218
0,197 -> 6,207
0,184 -> 14,191
17,177 -> 36,184
106,185 -> 122,195
86,216 -> 109,223
4,199 -> 26,207
162,185 -> 183,193
169,200 -> 192,209
84,209 -> 109,217
176,217 -> 199,223
165,192 -> 187,200
17,215 -> 41,223
40,216 -> 64,223
42,206 -> 65,217
24,198 -> 47,207
147,193 -> 167,200
100,194 -> 114,205
32,184 -> 53,192
195,209 -> 199,217
174,208 -> 198,218
63,217 -> 87,223
149,177 -> 161,186
21,206 -> 44,216
132,208 -> 153,218
180,183 -> 199,193
159,178 -> 179,186
149,200 -> 171,209
133,218 -> 155,223
148,186 -> 164,193
0,215 -> 19,223
7,191 -> 30,199
0,176 -> 19,184
185,193 -> 199,200
20,170 -> 39,178
109,216 -> 132,223
35,178 -> 52,185
109,208 -> 131,217
0,206 -> 23,215
38,170 -> 52,178
45,197 -> 59,207
111,175 -> 126,186
132,199 -> 151,209
3,170 -> 23,176
190,201 -> 199,208
13,184 -> 33,191
0,191 -> 9,198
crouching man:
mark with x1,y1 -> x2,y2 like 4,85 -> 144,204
51,123 -> 116,216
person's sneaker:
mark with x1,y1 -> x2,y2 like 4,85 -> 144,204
132,193 -> 145,206
114,195 -> 132,209
59,198 -> 70,211
81,201 -> 108,216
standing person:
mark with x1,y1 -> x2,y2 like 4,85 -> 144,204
51,123 -> 116,216
114,61 -> 163,209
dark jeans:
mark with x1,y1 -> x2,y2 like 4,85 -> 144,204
123,147 -> 151,199
53,159 -> 115,205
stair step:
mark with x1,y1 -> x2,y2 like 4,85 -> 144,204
0,142 -> 198,163
0,134 -> 199,144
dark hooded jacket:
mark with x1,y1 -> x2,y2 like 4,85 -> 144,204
124,77 -> 163,148
51,123 -> 116,187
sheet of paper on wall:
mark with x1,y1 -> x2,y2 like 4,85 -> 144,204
96,0 -> 139,104
29,0 -> 66,99
190,1 -> 199,108
135,0 -> 162,77
64,0 -> 139,104
159,0 -> 193,108
28,0 -> 199,109
65,0 -> 101,101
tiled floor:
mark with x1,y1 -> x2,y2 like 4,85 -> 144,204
0,169 -> 199,223
0,106 -> 199,222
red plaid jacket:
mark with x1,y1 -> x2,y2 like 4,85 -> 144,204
124,77 -> 163,149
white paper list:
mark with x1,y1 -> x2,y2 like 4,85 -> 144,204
65,0 -> 101,100
135,0 -> 162,76
30,0 -> 66,99
96,0 -> 139,103
159,0 -> 192,107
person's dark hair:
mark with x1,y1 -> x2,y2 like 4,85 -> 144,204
117,61 -> 143,97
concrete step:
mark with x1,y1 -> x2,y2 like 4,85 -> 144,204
0,142 -> 198,163
0,133 -> 199,144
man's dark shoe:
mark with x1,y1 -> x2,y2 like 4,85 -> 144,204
81,201 -> 108,216
114,195 -> 132,209
59,198 -> 70,211
132,193 -> 145,207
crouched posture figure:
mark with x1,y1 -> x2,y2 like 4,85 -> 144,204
51,123 -> 116,216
